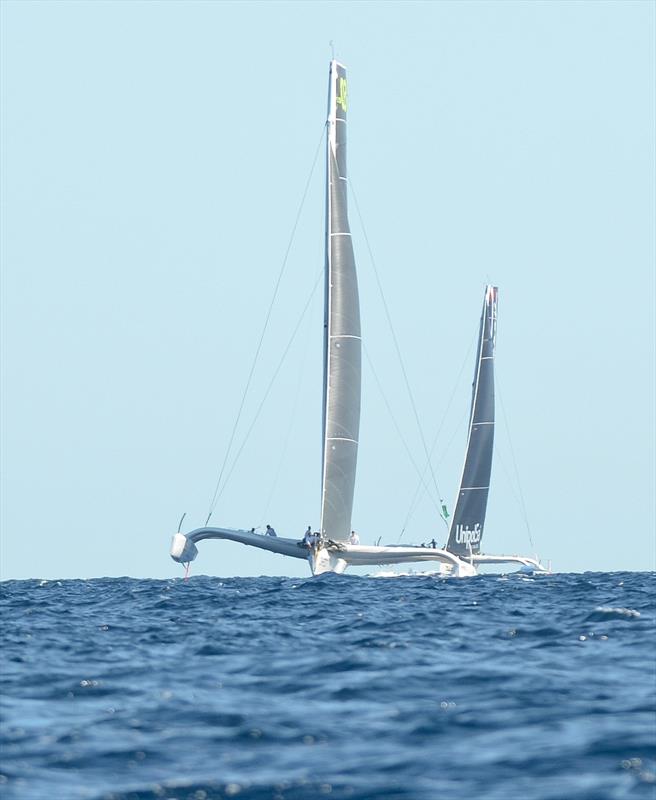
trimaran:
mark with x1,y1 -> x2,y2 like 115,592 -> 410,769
170,60 -> 545,577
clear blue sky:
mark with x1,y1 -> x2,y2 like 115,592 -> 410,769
2,0 -> 654,580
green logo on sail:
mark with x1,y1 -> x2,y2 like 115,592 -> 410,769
336,77 -> 347,112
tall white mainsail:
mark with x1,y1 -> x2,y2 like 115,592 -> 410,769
320,61 -> 361,541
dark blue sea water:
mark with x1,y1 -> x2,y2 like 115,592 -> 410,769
1,572 -> 654,800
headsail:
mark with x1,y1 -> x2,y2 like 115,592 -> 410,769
446,285 -> 498,556
320,61 -> 361,541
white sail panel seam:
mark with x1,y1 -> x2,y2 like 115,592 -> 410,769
330,232 -> 352,236
460,486 -> 489,490
330,334 -> 361,340
327,437 -> 358,443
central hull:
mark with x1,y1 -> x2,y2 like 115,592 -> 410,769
309,547 -> 348,575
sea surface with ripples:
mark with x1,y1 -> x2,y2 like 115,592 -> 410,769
1,571 -> 654,800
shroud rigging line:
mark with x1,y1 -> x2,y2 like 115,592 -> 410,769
258,283 -> 318,525
204,126 -> 326,525
215,268 -> 324,507
497,372 -> 536,552
399,331 -> 477,540
349,176 -> 447,509
362,344 -> 444,521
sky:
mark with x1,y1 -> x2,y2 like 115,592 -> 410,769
1,0 -> 654,580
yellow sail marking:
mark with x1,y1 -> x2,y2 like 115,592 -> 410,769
336,77 -> 347,113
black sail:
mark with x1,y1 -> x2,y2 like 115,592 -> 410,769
446,286 -> 498,556
320,61 -> 361,541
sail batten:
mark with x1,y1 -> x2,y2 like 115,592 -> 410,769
446,286 -> 498,556
320,61 -> 361,542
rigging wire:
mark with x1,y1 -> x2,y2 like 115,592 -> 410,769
258,284 -> 317,525
398,333 -> 477,539
204,125 -> 326,525
435,404 -> 470,470
214,267 -> 324,507
496,373 -> 536,552
349,177 -> 447,509
494,447 -> 530,540
363,344 -> 444,520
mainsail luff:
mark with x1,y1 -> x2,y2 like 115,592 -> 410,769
320,61 -> 361,541
446,285 -> 498,556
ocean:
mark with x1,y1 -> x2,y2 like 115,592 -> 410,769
0,571 -> 654,800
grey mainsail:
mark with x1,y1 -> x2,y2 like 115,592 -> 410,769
320,61 -> 361,542
446,286 -> 498,556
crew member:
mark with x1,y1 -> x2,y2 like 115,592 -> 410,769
265,524 -> 277,537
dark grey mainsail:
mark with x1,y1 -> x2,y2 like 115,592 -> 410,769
320,61 -> 361,542
446,286 -> 498,556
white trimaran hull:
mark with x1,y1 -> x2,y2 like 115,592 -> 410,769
170,528 -> 544,577
169,61 -> 545,578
